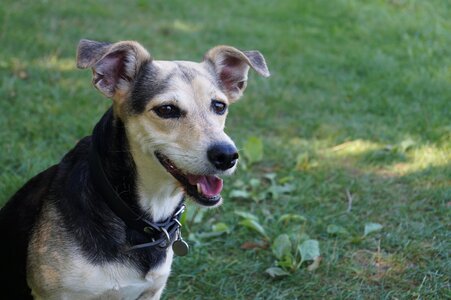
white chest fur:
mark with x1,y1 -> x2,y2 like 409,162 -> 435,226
31,249 -> 174,300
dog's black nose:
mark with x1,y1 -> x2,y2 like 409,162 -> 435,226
207,143 -> 239,171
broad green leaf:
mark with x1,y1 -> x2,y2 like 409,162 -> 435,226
212,222 -> 230,234
249,178 -> 261,189
269,184 -> 296,196
235,211 -> 259,221
265,267 -> 290,278
239,219 -> 268,238
263,173 -> 277,183
272,234 -> 292,259
326,224 -> 349,236
279,176 -> 293,184
298,239 -> 320,263
277,255 -> 294,269
187,233 -> 202,246
194,223 -> 230,239
256,191 -> 268,202
296,232 -> 311,243
229,189 -> 250,199
278,214 -> 307,224
243,136 -> 263,164
364,223 -> 383,236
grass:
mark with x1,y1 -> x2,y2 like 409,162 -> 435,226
1,0 -> 450,299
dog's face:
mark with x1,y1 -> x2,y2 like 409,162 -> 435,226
77,40 -> 269,206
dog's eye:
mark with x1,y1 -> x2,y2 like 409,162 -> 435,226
154,105 -> 181,119
211,100 -> 227,115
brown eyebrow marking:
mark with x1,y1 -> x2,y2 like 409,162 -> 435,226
130,63 -> 176,114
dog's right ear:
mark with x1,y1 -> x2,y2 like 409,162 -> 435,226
204,46 -> 270,102
76,39 -> 151,100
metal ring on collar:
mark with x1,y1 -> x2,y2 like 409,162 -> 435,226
174,204 -> 186,216
160,227 -> 170,246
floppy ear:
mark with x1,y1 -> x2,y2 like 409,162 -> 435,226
76,39 -> 151,100
204,46 -> 270,101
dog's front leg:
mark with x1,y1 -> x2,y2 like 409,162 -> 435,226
137,271 -> 171,300
138,287 -> 165,300
137,274 -> 169,300
137,249 -> 173,300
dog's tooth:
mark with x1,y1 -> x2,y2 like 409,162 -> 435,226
197,183 -> 202,194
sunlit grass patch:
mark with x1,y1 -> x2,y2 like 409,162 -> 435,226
34,56 -> 75,72
326,139 -> 450,177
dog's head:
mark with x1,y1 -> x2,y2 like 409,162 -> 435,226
77,39 -> 269,207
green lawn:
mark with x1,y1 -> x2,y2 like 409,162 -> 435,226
1,0 -> 450,299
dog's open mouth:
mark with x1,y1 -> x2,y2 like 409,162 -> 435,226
155,152 -> 223,206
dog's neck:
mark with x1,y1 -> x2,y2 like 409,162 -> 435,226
92,108 -> 183,222
128,138 -> 184,222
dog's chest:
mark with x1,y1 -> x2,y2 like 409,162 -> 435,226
73,265 -> 153,300
29,246 -> 174,300
83,267 -> 155,299
66,260 -> 164,299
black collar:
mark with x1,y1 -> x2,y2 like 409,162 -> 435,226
88,140 -> 185,251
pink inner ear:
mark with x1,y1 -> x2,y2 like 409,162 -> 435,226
94,51 -> 127,96
219,56 -> 245,92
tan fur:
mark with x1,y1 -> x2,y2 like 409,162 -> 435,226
27,203 -> 65,298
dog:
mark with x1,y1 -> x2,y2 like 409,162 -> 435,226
0,39 -> 269,299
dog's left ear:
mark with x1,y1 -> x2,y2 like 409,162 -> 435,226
204,46 -> 270,101
76,39 -> 151,100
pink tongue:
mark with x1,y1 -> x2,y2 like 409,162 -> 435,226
187,175 -> 223,198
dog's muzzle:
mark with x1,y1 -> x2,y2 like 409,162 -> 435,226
207,143 -> 239,171
155,152 -> 224,206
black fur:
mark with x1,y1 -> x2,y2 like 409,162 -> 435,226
0,108 -> 170,297
130,63 -> 170,114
